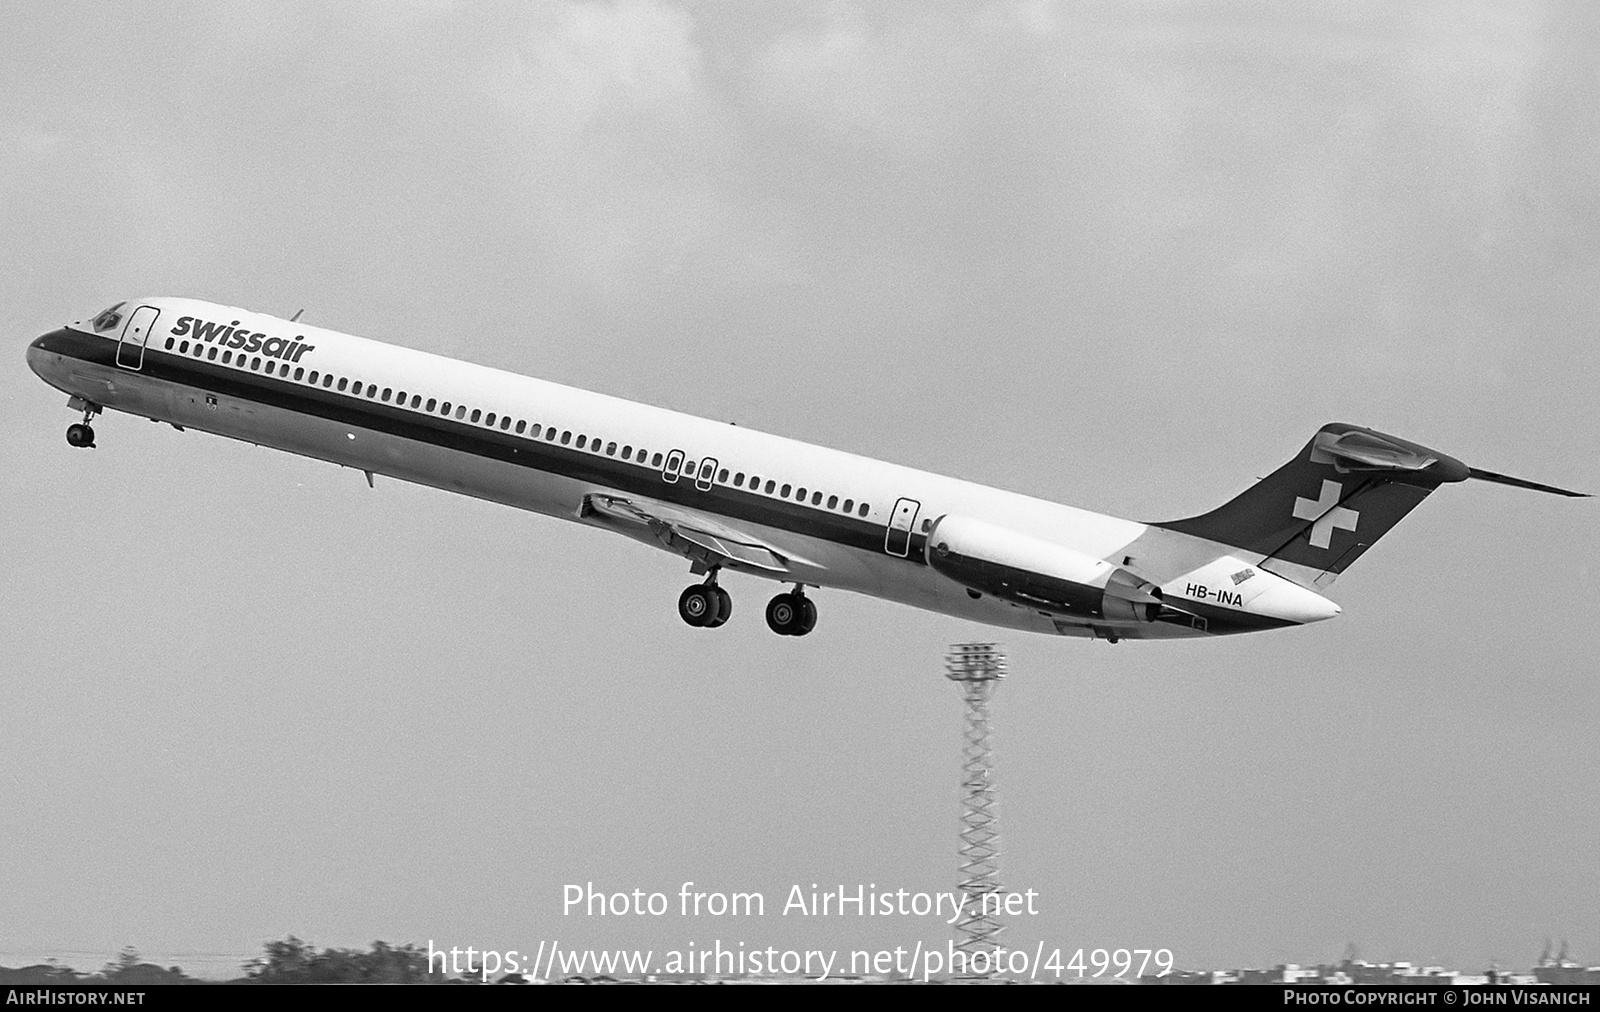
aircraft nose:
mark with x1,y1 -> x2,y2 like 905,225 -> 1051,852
25,333 -> 49,377
26,329 -> 74,387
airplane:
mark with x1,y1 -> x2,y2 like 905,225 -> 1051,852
25,297 -> 1587,641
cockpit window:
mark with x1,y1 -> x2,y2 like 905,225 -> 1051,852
92,302 -> 126,333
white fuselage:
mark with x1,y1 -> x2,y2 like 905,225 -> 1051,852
26,297 -> 1339,639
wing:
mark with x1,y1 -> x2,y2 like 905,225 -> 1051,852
578,493 -> 823,574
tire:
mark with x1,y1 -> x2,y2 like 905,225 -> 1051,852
765,593 -> 797,635
706,587 -> 732,628
66,423 -> 94,448
794,597 -> 817,636
679,585 -> 716,627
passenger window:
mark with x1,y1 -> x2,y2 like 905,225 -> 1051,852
440,401 -> 451,414
455,405 -> 466,419
638,449 -> 649,463
606,442 -> 616,455
309,370 -> 318,383
222,351 -> 233,364
208,347 -> 218,360
827,495 -> 838,509
281,364 -> 291,377
485,412 -> 495,426
922,518 -> 932,532
382,387 -> 392,401
193,344 -> 203,357
515,420 -> 526,434
411,395 -> 422,408
781,484 -> 792,497
651,453 -> 662,467
546,429 -> 556,441
471,409 -> 482,423
843,499 -> 853,512
578,435 -> 589,449
735,472 -> 745,486
765,480 -> 775,494
395,390 -> 405,404
294,368 -> 304,381
252,357 -> 262,370
426,398 -> 437,411
859,502 -> 870,517
812,492 -> 822,505
622,445 -> 632,458
797,487 -> 807,500
500,417 -> 511,430
337,378 -> 348,391
166,338 -> 175,350
718,469 -> 729,483
561,431 -> 572,445
366,384 -> 376,397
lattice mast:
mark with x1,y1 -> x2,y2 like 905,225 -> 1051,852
945,642 -> 1007,959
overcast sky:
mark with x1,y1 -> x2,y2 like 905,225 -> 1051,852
2,0 -> 1596,979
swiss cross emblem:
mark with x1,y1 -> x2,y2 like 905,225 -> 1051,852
1293,480 -> 1359,549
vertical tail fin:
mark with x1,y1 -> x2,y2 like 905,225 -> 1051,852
1153,423 -> 1584,588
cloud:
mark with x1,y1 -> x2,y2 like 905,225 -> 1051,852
507,0 -> 706,142
744,3 -> 979,155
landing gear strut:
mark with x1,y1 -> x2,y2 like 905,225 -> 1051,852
765,587 -> 817,637
66,400 -> 100,448
678,569 -> 732,629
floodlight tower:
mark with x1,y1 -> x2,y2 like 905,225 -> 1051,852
945,642 -> 1007,961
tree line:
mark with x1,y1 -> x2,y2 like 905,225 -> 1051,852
0,938 -> 455,984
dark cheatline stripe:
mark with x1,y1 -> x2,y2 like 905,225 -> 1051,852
35,327 -> 925,565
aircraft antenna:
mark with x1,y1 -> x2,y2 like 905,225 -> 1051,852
945,642 -> 1007,971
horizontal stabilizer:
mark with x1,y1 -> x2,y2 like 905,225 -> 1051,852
1467,467 -> 1590,498
1156,422 -> 1587,588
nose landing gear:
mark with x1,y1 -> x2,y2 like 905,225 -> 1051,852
65,400 -> 100,448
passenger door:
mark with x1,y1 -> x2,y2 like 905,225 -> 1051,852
115,305 -> 161,370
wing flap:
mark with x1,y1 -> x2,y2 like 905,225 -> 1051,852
580,493 -> 820,573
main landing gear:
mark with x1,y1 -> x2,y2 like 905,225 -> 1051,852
65,400 -> 100,448
678,573 -> 733,629
676,570 -> 818,636
765,588 -> 817,637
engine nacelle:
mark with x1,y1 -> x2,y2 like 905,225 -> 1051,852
925,515 -> 1163,623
